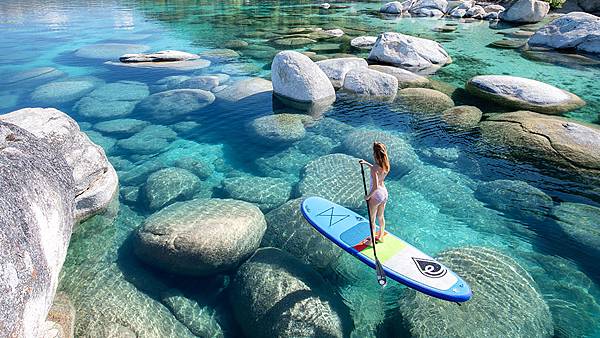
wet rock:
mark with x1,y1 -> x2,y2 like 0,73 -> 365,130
341,68 -> 399,100
479,111 -> 600,180
199,49 -> 240,62
409,0 -> 448,15
0,121 -> 74,338
121,185 -> 140,205
31,78 -> 98,105
137,89 -> 215,121
119,159 -> 166,186
262,198 -> 343,269
1,108 -> 118,221
223,39 -> 249,49
117,124 -> 177,155
467,5 -> 486,18
45,292 -> 75,338
160,289 -> 224,337
440,105 -> 482,130
368,32 -> 451,74
93,118 -> 150,136
271,37 -> 317,47
74,43 -> 149,60
397,247 -> 553,338
174,157 -> 214,179
484,11 -> 500,20
144,167 -> 201,211
75,81 -> 149,119
106,59 -> 211,71
1,66 -> 63,85
255,147 -> 315,179
298,153 -> 364,209
465,75 -> 585,114
499,0 -> 549,23
380,1 -> 404,14
484,4 -> 506,12
220,62 -> 262,76
341,129 -> 420,177
177,76 -> 220,91
368,65 -> 430,89
488,39 -> 526,49
230,247 -> 352,338
222,175 -> 292,211
154,75 -> 191,91
249,113 -> 314,144
316,57 -> 368,88
350,36 -> 377,50
134,198 -> 266,275
528,12 -> 600,55
553,202 -> 600,254
324,28 -> 344,37
271,51 -> 336,106
396,88 -> 455,113
120,50 -> 199,63
214,77 -> 272,103
419,146 -> 460,167
309,43 -> 342,53
84,130 -> 116,154
475,179 -> 553,222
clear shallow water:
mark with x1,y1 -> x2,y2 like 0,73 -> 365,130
1,1 -> 599,337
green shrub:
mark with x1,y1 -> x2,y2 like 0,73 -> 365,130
543,0 -> 566,9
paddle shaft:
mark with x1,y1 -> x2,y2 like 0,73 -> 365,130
360,163 -> 379,259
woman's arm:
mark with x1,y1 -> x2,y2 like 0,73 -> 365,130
359,159 -> 373,167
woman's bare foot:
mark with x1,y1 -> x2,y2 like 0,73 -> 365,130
361,236 -> 373,246
376,231 -> 385,243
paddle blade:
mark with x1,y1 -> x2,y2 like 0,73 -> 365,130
375,259 -> 387,287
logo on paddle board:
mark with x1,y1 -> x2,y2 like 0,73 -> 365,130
412,257 -> 447,278
317,207 -> 349,227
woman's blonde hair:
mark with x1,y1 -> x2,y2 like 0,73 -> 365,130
373,142 -> 390,173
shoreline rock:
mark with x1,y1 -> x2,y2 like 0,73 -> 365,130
527,12 -> 600,55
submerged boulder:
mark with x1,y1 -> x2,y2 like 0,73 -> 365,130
249,113 -> 314,144
271,51 -> 336,106
214,77 -> 272,103
553,202 -> 600,255
30,78 -> 98,105
75,81 -> 149,119
93,118 -> 150,137
0,121 -> 74,338
316,57 -> 368,89
117,124 -> 176,155
440,105 -> 482,130
134,198 -> 266,276
465,75 -> 585,114
230,247 -> 352,338
397,247 -> 553,337
1,108 -> 118,221
396,88 -> 455,113
499,0 -> 549,23
74,43 -> 149,60
380,1 -> 405,14
368,65 -> 430,89
137,89 -> 215,121
528,12 -> 600,55
341,68 -> 399,100
368,32 -> 451,74
222,175 -> 292,212
143,167 -> 201,211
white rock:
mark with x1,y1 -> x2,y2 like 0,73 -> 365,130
271,51 -> 336,104
120,50 -> 199,63
450,8 -> 468,17
316,57 -> 368,88
528,12 -> 600,55
368,65 -> 430,88
380,1 -> 404,14
215,77 -> 273,103
467,5 -> 486,18
324,29 -> 344,37
484,12 -> 500,20
342,68 -> 399,100
412,7 -> 445,16
484,4 -> 505,12
351,36 -> 378,49
499,0 -> 549,23
368,32 -> 451,74
410,0 -> 448,14
320,3 -> 331,9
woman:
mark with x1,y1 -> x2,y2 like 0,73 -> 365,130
359,142 -> 390,245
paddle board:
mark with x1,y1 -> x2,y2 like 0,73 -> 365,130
301,196 -> 472,302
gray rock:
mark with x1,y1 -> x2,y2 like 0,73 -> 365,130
198,49 -> 240,62
214,77 -> 272,103
0,108 -> 118,221
397,247 -> 553,338
380,1 -> 404,14
84,130 -> 116,154
170,121 -> 201,133
160,289 -> 224,338
154,75 -> 191,91
220,62 -> 262,76
177,76 -> 220,91
578,0 -> 600,12
368,32 -> 452,74
409,0 -> 448,15
0,121 -> 74,338
324,28 -> 344,37
466,75 -> 585,114
255,147 -> 315,179
117,124 -> 176,155
466,4 -> 486,18
474,179 -> 554,222
484,4 -> 506,12
137,89 -> 215,121
74,43 -> 149,60
31,79 -> 98,105
342,68 -> 399,100
499,0 -> 549,23
1,67 -> 63,85
440,105 -> 482,130
528,12 -> 600,55
93,118 -> 150,136
223,39 -> 249,49
74,81 -> 149,119
144,167 -> 201,211
396,88 -> 455,113
350,36 -> 378,50
249,113 -> 314,144
174,157 -> 214,179
298,153 -> 365,209
316,57 -> 368,89
553,202 -> 600,254
134,198 -> 266,275
120,159 -> 166,186
230,247 -> 352,338
106,59 -> 211,71
262,198 -> 343,268
45,292 -> 75,338
119,50 -> 199,63
271,37 -> 317,47
368,65 -> 430,89
271,51 -> 336,106
222,175 -> 292,211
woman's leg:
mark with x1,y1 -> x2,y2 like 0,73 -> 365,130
376,202 -> 386,242
366,199 -> 380,246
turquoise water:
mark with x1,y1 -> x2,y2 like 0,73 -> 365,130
1,0 -> 599,337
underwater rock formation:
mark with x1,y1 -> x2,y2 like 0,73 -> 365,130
396,88 -> 455,114
499,0 -> 549,23
222,175 -> 292,212
214,77 -> 273,103
74,43 -> 149,60
397,247 -> 553,338
134,198 -> 266,276
117,124 -> 177,155
143,167 -> 201,211
553,202 -> 600,256
440,105 -> 482,130
230,247 -> 352,338
528,12 -> 600,55
75,81 -> 149,119
137,89 -> 215,122
30,78 -> 99,105
93,118 -> 150,137
249,113 -> 314,144
44,292 -> 76,338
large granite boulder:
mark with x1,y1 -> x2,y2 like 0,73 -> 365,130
249,113 -> 314,144
0,121 -> 74,338
341,68 -> 399,100
134,198 -> 266,275
159,289 -> 224,337
136,89 -> 215,121
397,247 -> 553,337
0,108 -> 118,221
143,167 -> 201,211
316,57 -> 368,89
341,129 -> 420,177
499,0 -> 549,23
553,202 -> 600,255
351,36 -> 378,50
380,1 -> 404,14
409,0 -> 448,16
474,179 -> 554,222
271,51 -> 336,107
528,12 -> 600,55
479,111 -> 600,180
298,153 -> 364,209
262,198 -> 343,269
396,88 -> 455,114
222,175 -> 292,212
74,81 -> 149,119
440,105 -> 482,130
466,75 -> 585,114
368,65 -> 430,89
214,77 -> 273,103
230,247 -> 352,338
368,32 -> 451,74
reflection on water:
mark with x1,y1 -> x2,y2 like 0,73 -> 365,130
1,0 -> 599,337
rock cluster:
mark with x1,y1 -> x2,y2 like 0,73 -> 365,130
528,12 -> 600,55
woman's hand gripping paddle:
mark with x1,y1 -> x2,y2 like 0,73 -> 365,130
360,163 -> 387,287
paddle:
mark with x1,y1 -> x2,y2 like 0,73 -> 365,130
360,163 -> 387,287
